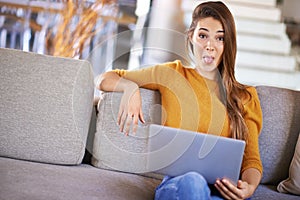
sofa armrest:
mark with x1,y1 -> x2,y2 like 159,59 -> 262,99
91,88 -> 161,174
0,48 -> 94,165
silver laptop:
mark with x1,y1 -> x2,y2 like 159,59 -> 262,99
146,124 -> 245,184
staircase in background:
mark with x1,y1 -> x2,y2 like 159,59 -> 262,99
183,0 -> 300,91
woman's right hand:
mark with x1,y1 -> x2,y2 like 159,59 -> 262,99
118,83 -> 145,135
96,71 -> 145,135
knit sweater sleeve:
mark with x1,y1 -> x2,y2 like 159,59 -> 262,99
113,60 -> 184,91
241,87 -> 263,175
113,66 -> 159,90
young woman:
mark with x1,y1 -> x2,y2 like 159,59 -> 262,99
95,1 -> 263,199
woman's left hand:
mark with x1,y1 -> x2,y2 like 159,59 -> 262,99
214,178 -> 255,200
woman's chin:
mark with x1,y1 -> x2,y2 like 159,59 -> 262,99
201,63 -> 218,70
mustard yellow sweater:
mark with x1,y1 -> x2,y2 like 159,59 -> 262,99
114,60 -> 263,174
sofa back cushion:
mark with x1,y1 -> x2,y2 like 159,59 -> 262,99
0,48 -> 94,165
92,89 -> 162,175
256,86 -> 300,184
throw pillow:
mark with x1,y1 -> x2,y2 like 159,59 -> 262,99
277,133 -> 300,195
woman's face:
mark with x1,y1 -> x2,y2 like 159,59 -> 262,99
191,17 -> 224,79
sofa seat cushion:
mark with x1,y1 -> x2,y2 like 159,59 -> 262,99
0,157 -> 161,200
252,185 -> 300,200
0,48 -> 94,165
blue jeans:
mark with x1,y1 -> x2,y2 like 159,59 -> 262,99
154,172 -> 224,200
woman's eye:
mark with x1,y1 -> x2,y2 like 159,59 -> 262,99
199,34 -> 207,39
217,36 -> 224,42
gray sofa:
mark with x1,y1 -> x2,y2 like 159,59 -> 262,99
0,48 -> 299,200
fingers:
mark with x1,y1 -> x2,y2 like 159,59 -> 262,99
124,114 -> 133,136
117,106 -> 123,126
215,179 -> 245,200
117,88 -> 144,135
118,112 -> 131,135
118,110 -> 127,133
118,111 -> 143,136
132,114 -> 139,134
215,179 -> 236,200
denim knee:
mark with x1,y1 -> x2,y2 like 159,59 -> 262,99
155,172 -> 211,200
177,172 -> 210,198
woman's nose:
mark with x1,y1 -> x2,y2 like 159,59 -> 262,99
206,40 -> 214,51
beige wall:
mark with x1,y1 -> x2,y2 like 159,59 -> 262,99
282,0 -> 300,22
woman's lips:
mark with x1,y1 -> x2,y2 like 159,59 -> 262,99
203,56 -> 214,64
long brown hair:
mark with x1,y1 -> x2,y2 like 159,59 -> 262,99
186,1 -> 250,140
